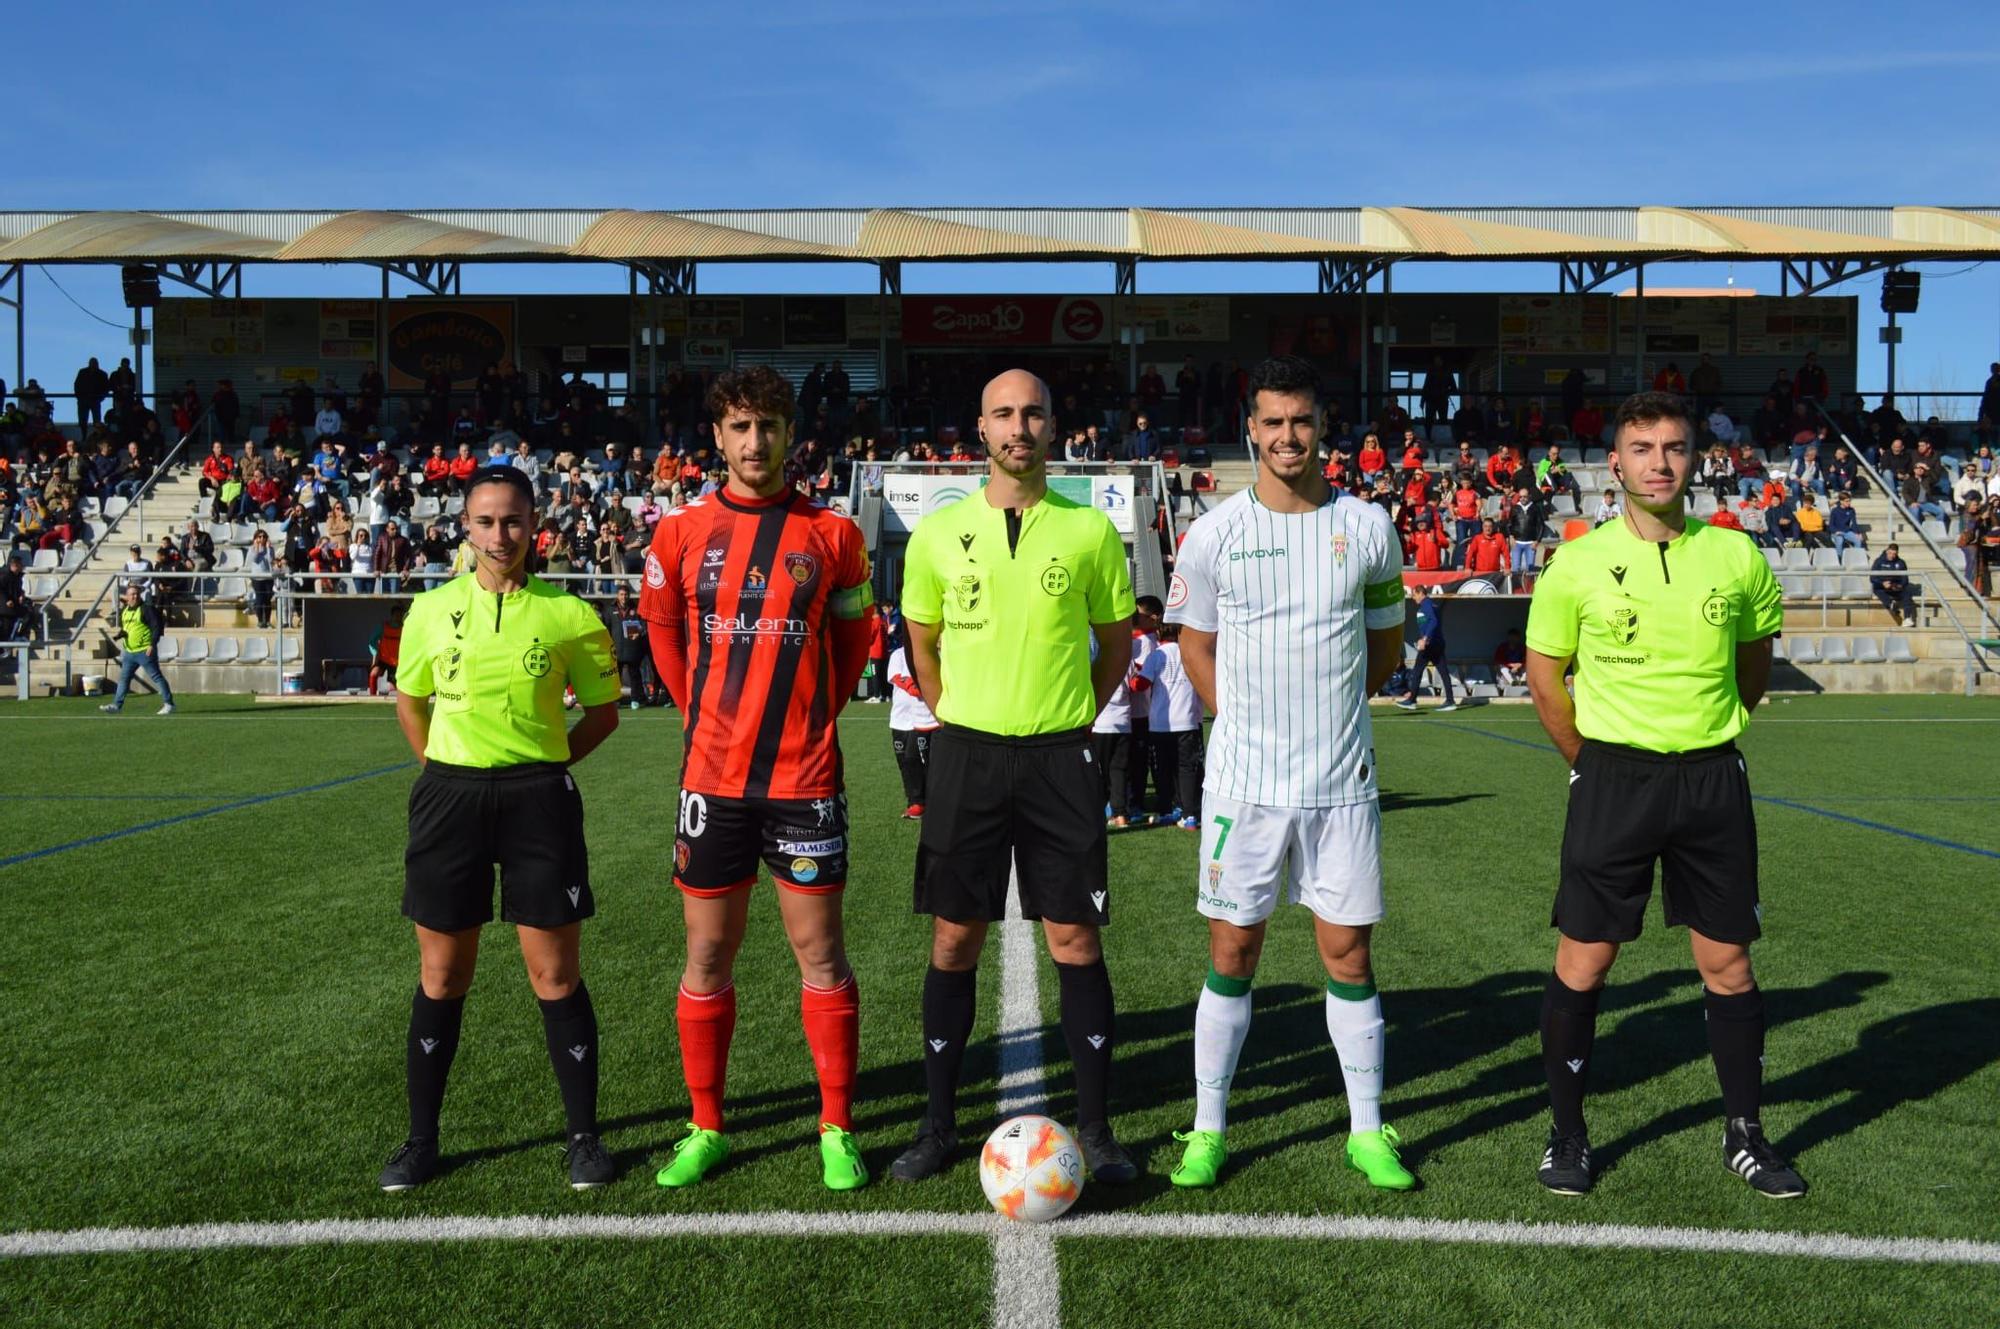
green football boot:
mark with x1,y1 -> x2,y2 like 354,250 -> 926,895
1169,1129 -> 1227,1188
818,1124 -> 870,1192
656,1123 -> 728,1189
1346,1124 -> 1417,1191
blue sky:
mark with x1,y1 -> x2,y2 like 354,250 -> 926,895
4,0 -> 1996,411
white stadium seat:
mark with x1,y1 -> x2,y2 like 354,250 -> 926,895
1782,548 -> 1813,571
177,636 -> 208,663
1839,547 -> 1871,570
1886,635 -> 1919,664
280,637 -> 301,662
209,636 -> 240,664
154,636 -> 178,663
1851,636 -> 1885,664
1787,637 -> 1819,664
1818,637 -> 1853,664
30,549 -> 58,570
1809,548 -> 1841,570
240,637 -> 270,665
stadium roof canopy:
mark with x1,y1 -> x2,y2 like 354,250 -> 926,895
0,206 -> 1994,308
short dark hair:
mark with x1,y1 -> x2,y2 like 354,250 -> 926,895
707,365 -> 796,424
1135,594 -> 1165,616
1612,390 -> 1695,445
1245,356 -> 1318,410
464,465 -> 535,508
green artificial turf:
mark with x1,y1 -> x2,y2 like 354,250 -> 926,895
1,693 -> 1995,1326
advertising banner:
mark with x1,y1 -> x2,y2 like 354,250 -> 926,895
386,301 -> 514,390
881,471 -> 1135,535
900,295 -> 1112,346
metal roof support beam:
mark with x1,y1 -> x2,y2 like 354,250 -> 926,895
1779,257 -> 1896,296
158,261 -> 242,299
0,264 -> 21,394
1558,258 -> 1646,295
878,261 -> 901,296
1114,257 -> 1137,296
629,260 -> 696,296
383,260 -> 461,296
1319,258 -> 1390,295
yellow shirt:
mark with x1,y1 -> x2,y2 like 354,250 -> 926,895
1526,517 -> 1782,753
902,488 -> 1135,735
397,574 -> 619,767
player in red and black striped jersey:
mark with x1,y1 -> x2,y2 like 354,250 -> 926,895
638,365 -> 876,1192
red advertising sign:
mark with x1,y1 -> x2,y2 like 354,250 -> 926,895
901,296 -> 1112,346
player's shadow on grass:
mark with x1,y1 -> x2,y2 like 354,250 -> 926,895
1379,789 -> 1493,814
1600,987 -> 1990,1169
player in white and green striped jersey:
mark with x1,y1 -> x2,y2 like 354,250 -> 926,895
1163,355 -> 1416,1192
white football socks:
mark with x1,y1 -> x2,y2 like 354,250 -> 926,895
1192,971 -> 1253,1133
1325,982 -> 1385,1133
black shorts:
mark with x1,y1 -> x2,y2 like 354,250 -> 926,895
403,761 -> 592,932
674,789 -> 848,897
1555,740 -> 1760,944
915,724 -> 1108,925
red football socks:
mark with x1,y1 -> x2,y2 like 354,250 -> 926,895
677,982 -> 736,1131
800,974 -> 860,1131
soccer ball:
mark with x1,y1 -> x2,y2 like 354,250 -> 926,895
979,1115 -> 1083,1223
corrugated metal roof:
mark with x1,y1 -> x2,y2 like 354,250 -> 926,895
569,210 -> 847,260
278,211 -> 565,260
0,212 -> 284,261
0,207 -> 1995,266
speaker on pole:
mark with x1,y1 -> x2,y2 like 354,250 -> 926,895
1879,270 -> 1921,315
120,265 -> 161,309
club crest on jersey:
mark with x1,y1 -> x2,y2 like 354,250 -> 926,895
785,551 -> 818,586
674,839 -> 691,873
1166,572 -> 1189,608
1702,592 -> 1732,626
439,646 -> 463,683
1040,564 -> 1072,596
952,573 -> 983,613
644,550 -> 667,589
1330,533 -> 1349,565
1608,605 -> 1639,645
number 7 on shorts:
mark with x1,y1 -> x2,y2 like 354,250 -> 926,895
1210,814 -> 1234,859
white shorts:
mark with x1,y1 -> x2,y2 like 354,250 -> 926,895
1195,793 -> 1384,927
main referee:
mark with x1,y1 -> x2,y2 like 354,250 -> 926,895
890,368 -> 1139,1184
378,466 -> 624,1192
1525,391 -> 1806,1199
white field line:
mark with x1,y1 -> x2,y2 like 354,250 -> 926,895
991,856 -> 1060,1329
6,1210 -> 1997,1267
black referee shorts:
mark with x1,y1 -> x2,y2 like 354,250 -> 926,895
1555,740 -> 1760,945
404,761 -> 593,932
915,724 -> 1109,926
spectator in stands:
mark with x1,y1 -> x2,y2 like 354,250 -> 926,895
1912,436 -> 1955,487
85,437 -> 119,498
350,527 -> 377,594
310,533 -> 348,593
1956,498 -> 1989,592
109,441 -> 151,500
1534,444 -> 1579,503
1357,432 -> 1387,480
215,468 -> 249,524
419,522 -> 452,589
1505,483 -> 1545,574
1493,627 -> 1527,689
1708,502 -> 1744,533
1560,369 -> 1587,432
1768,369 -> 1795,419
99,583 -> 174,715
314,396 -> 343,441
1689,354 -> 1724,416
1397,428 -> 1427,479
0,554 -> 29,641
1902,463 -> 1949,528
73,358 -> 109,432
212,379 -> 241,446
197,439 -> 234,503
1420,357 -> 1454,433
245,529 -> 277,628
179,519 -> 216,580
1750,395 -> 1784,447
448,442 -> 479,494
1786,445 -> 1827,502
1700,444 -> 1737,503
1404,512 -> 1448,572
375,522 -> 412,595
605,585 -> 651,709
120,543 -> 150,594
1571,398 -> 1605,446
1732,442 -> 1768,500
1735,497 -> 1772,547
1828,492 -> 1865,553
1871,544 -> 1915,624
1879,436 -> 1914,484
1794,493 -> 1830,550
312,436 -> 350,500
1651,362 -> 1686,396
1396,584 -> 1455,712
419,443 -> 451,497
1464,517 -> 1509,578
1766,495 -> 1802,549
511,437 -> 544,492
1486,442 -> 1521,493
1592,489 -> 1621,527
1126,413 -> 1158,462
1448,476 -> 1482,561
244,462 -> 280,520
1796,351 -> 1829,407
1824,445 -> 1861,497
1978,363 -> 2000,450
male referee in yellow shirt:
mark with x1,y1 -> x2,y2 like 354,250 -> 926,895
1525,391 -> 1806,1200
890,368 -> 1139,1185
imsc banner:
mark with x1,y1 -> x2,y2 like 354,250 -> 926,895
880,472 -> 1135,535
900,296 -> 1111,346
386,301 -> 516,390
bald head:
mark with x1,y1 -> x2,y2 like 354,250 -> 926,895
980,369 -> 1053,417
978,368 -> 1055,480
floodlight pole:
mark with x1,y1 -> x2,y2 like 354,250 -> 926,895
1632,263 -> 1645,395
0,264 -> 22,396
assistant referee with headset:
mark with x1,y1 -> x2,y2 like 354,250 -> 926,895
378,465 -> 624,1192
1525,390 -> 1805,1200
890,368 -> 1139,1184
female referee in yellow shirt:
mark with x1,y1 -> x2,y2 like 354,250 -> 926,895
378,466 -> 623,1192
